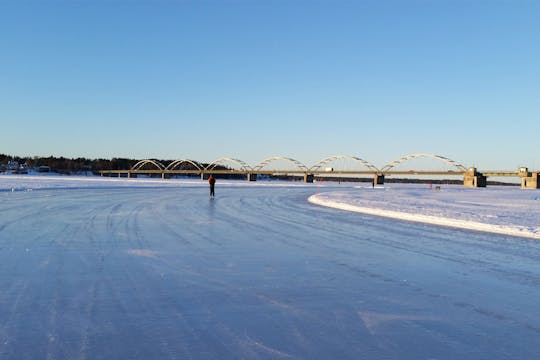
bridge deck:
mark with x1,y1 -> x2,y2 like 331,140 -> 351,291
100,169 -> 522,177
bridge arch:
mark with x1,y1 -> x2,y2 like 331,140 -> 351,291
253,156 -> 309,171
309,155 -> 379,172
165,159 -> 203,171
381,153 -> 467,172
205,157 -> 253,172
131,159 -> 165,171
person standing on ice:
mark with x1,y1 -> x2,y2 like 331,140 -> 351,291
208,175 -> 216,197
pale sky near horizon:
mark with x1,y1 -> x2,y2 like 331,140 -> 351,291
1,0 -> 539,170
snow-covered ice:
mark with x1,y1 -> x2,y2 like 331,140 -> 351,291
1,175 -> 540,359
309,183 -> 540,239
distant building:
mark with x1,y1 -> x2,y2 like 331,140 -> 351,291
4,161 -> 29,174
7,160 -> 19,171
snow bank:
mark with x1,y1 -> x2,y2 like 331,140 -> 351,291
0,174 -> 203,191
0,174 -> 315,192
309,184 -> 540,240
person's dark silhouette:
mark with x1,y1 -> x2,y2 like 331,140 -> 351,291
208,175 -> 216,197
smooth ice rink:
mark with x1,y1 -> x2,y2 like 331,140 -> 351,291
1,177 -> 540,359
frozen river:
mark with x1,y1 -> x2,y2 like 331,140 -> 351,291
1,178 -> 540,359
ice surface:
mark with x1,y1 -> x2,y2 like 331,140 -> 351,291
1,175 -> 540,359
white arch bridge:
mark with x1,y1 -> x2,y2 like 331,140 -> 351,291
100,154 -> 539,189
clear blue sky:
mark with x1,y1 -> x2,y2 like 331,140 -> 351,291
1,0 -> 539,170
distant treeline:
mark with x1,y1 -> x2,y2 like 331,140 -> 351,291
0,154 -> 232,175
0,154 -> 138,174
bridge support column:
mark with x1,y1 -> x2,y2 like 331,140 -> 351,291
304,174 -> 314,183
521,170 -> 539,189
247,173 -> 257,181
463,167 -> 487,188
201,173 -> 210,180
373,174 -> 385,186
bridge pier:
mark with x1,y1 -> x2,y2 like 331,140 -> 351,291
247,173 -> 257,181
304,174 -> 314,183
521,173 -> 538,189
519,167 -> 539,189
463,167 -> 487,188
373,174 -> 385,186
201,173 -> 210,180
